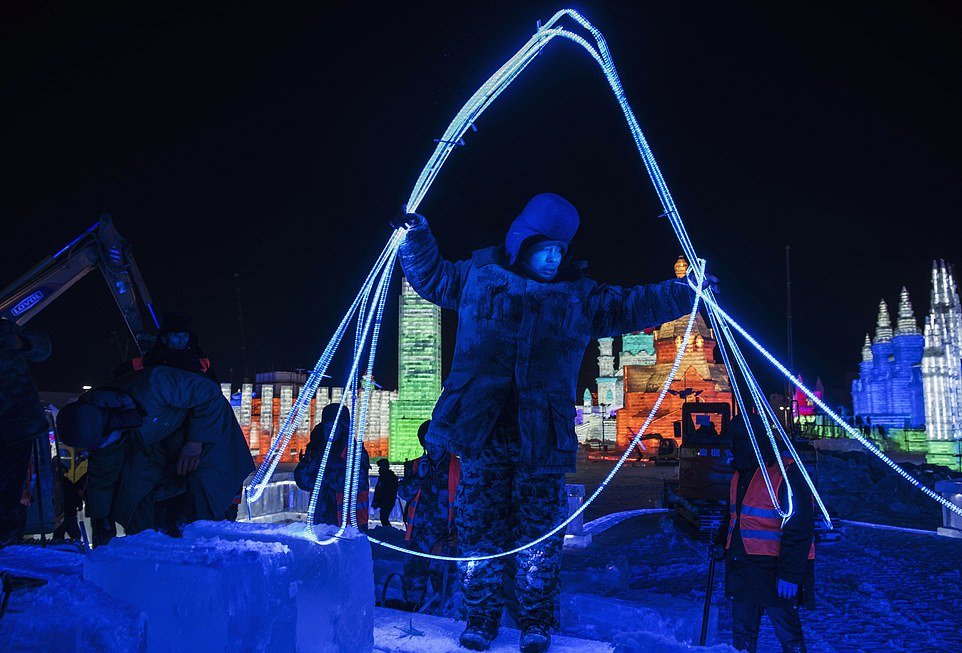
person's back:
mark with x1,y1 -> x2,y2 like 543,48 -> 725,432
295,403 -> 370,529
721,412 -> 815,653
372,459 -> 398,527
57,366 -> 254,540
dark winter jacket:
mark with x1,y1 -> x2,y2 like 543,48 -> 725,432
722,460 -> 816,609
372,467 -> 399,511
77,367 -> 255,530
0,319 -> 51,445
295,423 -> 371,527
113,338 -> 217,381
398,223 -> 694,473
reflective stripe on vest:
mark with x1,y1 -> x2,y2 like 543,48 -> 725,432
727,455 -> 815,560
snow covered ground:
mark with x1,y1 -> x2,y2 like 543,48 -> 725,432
3,454 -> 961,652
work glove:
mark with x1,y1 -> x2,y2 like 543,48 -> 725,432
390,211 -> 427,231
776,577 -> 799,600
176,441 -> 203,476
700,273 -> 720,295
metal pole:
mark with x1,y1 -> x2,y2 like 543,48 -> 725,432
699,542 -> 717,645
785,245 -> 797,438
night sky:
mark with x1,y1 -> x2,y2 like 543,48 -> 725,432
4,2 -> 960,407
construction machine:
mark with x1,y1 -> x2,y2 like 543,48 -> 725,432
2,214 -> 159,541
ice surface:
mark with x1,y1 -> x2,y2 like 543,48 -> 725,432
84,521 -> 373,653
185,521 -> 374,653
0,544 -> 145,653
373,607 -> 615,652
560,591 -> 730,652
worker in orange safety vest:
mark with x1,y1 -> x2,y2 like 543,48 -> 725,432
717,411 -> 815,653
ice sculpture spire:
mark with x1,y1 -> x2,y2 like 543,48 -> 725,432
861,334 -> 873,362
895,287 -> 920,336
874,299 -> 893,343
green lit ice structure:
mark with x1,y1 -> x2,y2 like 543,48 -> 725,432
389,277 -> 442,462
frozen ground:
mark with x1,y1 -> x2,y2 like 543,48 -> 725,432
3,451 -> 961,652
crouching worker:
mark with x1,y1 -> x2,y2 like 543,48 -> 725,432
720,412 -> 815,653
397,420 -> 460,614
294,403 -> 370,530
57,366 -> 255,544
395,193 -> 710,652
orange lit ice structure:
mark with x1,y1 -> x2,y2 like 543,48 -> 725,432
615,257 -> 733,451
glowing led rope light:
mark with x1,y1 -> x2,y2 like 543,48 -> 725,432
692,284 -> 962,520
309,239 -> 401,543
699,284 -> 795,520
348,253 -> 397,527
361,291 -> 702,562
252,9 -> 950,563
247,233 -> 401,501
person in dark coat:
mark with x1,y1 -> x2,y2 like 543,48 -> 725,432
397,420 -> 460,613
57,366 -> 255,542
294,403 -> 370,530
372,458 -> 399,528
395,193 -> 705,652
719,412 -> 815,653
113,312 -> 217,381
0,318 -> 52,547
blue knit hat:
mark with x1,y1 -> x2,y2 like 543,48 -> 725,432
505,193 -> 580,265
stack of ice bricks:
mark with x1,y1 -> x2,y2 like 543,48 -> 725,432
85,521 -> 373,653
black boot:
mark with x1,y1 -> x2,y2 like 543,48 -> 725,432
519,624 -> 551,653
91,518 -> 116,548
459,615 -> 499,651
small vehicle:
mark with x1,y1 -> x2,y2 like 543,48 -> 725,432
666,402 -> 733,532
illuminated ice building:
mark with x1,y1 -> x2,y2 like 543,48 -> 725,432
577,257 -> 733,449
922,260 -> 962,468
227,278 -> 441,464
389,277 -> 442,462
231,372 -> 397,465
851,290 -> 926,430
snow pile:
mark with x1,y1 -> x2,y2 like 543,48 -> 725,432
0,545 -> 145,653
84,521 -> 373,653
816,450 -> 960,529
560,591 -> 729,651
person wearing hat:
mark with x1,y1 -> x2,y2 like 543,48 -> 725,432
0,318 -> 51,547
717,411 -> 815,653
57,365 -> 254,543
113,312 -> 216,381
294,403 -> 370,529
394,193 -> 714,652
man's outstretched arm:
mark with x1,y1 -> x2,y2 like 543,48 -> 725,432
396,215 -> 468,311
588,278 -> 696,339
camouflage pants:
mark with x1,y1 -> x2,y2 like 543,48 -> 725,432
456,425 -> 567,629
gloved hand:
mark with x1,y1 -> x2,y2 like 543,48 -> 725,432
389,211 -> 426,231
176,441 -> 203,476
700,273 -> 720,295
776,578 -> 799,600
